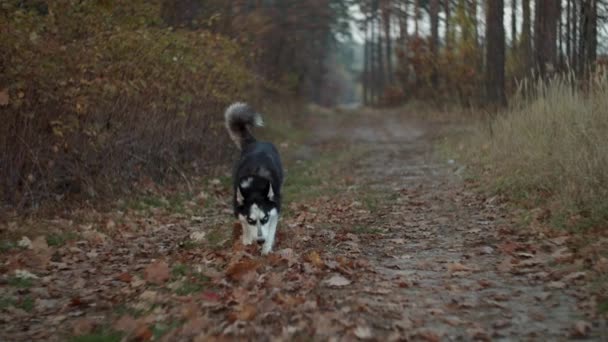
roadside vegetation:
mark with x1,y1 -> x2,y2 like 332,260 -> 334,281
450,74 -> 608,231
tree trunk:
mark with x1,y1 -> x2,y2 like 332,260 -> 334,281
444,0 -> 451,49
485,0 -> 506,106
572,0 -> 578,72
398,0 -> 410,93
579,0 -> 598,76
430,0 -> 440,87
383,4 -> 393,84
520,0 -> 532,74
414,0 -> 419,36
534,0 -> 559,77
511,0 -> 517,47
363,19 -> 370,105
566,0 -> 571,66
370,12 -> 377,104
377,16 -> 385,98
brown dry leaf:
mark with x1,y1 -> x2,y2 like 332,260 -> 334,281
498,241 -> 522,255
563,271 -> 585,283
225,259 -> 260,281
117,272 -> 133,283
497,257 -> 514,273
181,317 -> 209,336
134,325 -> 153,341
323,274 -> 351,287
72,318 -> 95,336
144,260 -> 170,284
0,88 -> 8,106
231,304 -> 256,321
307,251 -> 325,268
277,248 -> 297,267
571,320 -> 591,337
447,262 -> 471,273
114,315 -> 139,333
32,236 -> 49,253
416,330 -> 441,342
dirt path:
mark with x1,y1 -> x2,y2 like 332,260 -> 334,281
308,109 -> 599,340
0,108 -> 601,341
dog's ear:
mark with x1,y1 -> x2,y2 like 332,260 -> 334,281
236,187 -> 244,205
267,185 -> 275,202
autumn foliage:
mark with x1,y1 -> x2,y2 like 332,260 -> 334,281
0,1 -> 258,207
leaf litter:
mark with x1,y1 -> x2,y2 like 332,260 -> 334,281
0,110 -> 601,341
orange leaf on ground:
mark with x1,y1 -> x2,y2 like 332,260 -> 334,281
229,304 -> 257,321
117,272 -> 133,283
144,260 -> 170,284
225,259 -> 260,281
306,251 -> 325,268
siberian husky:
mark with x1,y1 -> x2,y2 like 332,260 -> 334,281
225,102 -> 283,254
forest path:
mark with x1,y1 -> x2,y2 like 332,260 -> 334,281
0,108 -> 600,341
301,108 -> 598,341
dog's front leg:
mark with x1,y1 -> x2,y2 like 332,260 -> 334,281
241,222 -> 255,246
261,215 -> 278,255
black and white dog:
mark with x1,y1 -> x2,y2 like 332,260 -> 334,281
225,102 -> 283,255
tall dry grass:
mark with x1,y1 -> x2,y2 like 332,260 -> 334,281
462,72 -> 608,228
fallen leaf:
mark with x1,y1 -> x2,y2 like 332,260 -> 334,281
117,272 -> 133,283
231,304 -> 256,321
323,274 -> 351,287
497,257 -> 514,273
18,236 -> 32,249
72,318 -> 96,336
306,251 -> 325,268
547,281 -> 566,289
189,231 -> 206,242
225,259 -> 260,281
277,248 -> 297,267
447,262 -> 471,273
144,260 -> 170,284
353,325 -> 373,339
563,271 -> 585,283
571,320 -> 591,337
32,236 -> 49,253
0,88 -> 9,106
416,330 -> 441,342
15,269 -> 38,279
134,325 -> 153,341
114,315 -> 138,333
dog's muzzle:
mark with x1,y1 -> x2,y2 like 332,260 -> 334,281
257,238 -> 265,245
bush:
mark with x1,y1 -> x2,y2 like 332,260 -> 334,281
0,1 -> 257,207
457,72 -> 608,228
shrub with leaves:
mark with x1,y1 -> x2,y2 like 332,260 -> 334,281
0,0 -> 257,207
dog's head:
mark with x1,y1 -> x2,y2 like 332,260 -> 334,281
235,176 -> 278,244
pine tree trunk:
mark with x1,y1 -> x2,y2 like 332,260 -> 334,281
363,19 -> 370,105
414,0 -> 419,36
384,4 -> 393,84
377,16 -> 385,98
485,0 -> 506,106
430,0 -> 440,87
566,0 -> 571,66
444,0 -> 451,49
511,0 -> 517,47
534,0 -> 559,77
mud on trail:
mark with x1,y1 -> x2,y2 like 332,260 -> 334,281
0,109 -> 602,341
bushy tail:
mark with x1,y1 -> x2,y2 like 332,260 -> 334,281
224,102 -> 264,150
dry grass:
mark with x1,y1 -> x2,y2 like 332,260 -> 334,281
457,73 -> 608,229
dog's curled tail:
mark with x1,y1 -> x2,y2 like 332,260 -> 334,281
224,102 -> 264,150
